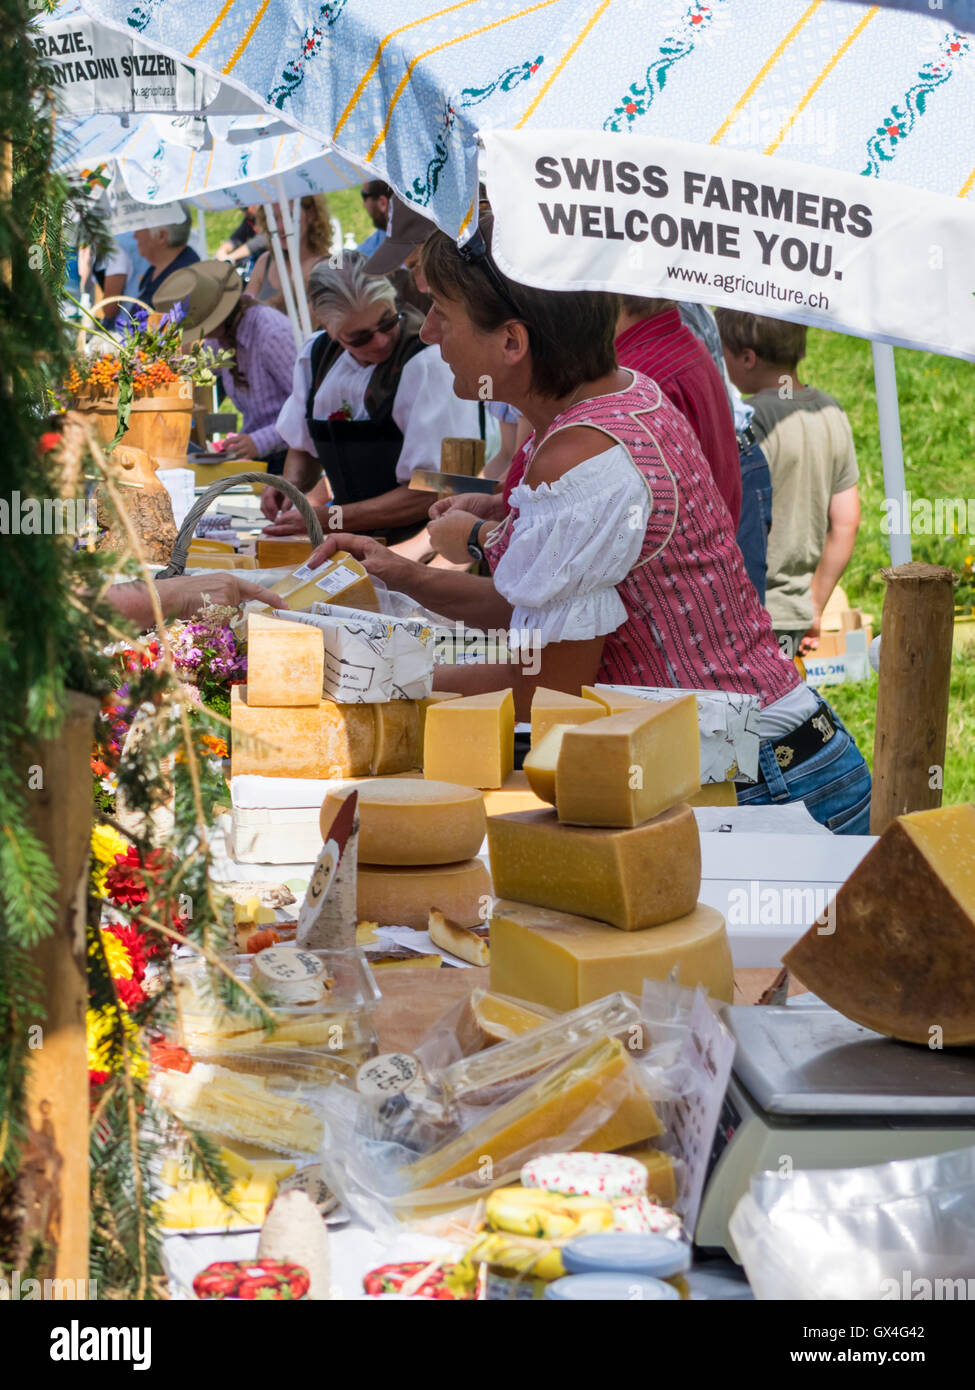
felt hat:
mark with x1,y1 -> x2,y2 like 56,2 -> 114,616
152,258 -> 243,339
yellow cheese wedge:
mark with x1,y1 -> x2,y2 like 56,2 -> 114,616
783,803 -> 975,1045
688,782 -> 738,808
481,772 -> 550,817
417,692 -> 460,747
245,612 -> 324,708
487,804 -> 701,930
160,1176 -> 278,1229
320,778 -> 486,865
530,687 -> 605,745
186,551 -> 257,570
402,1036 -> 661,1190
581,686 -> 653,714
556,696 -> 700,827
271,551 -> 379,612
489,899 -> 733,1010
610,1146 -> 678,1205
357,858 -> 492,931
230,684 -> 374,779
522,723 -> 573,805
471,990 -> 551,1044
371,701 -> 421,775
232,896 -> 276,926
255,537 -> 314,569
372,954 -> 442,972
188,537 -> 236,553
423,688 -> 514,789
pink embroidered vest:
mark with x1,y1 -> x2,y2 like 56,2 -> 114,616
484,371 -> 800,706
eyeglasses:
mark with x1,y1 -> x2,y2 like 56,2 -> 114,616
458,229 -> 525,323
339,310 -> 403,349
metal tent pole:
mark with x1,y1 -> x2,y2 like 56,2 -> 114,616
872,341 -> 912,566
275,176 -> 314,339
263,201 -> 303,350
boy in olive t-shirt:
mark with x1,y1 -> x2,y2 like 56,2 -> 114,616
714,310 -> 860,659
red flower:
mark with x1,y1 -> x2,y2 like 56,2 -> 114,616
625,102 -> 637,113
89,1069 -> 110,1088
115,976 -> 146,1010
529,62 -> 539,73
886,123 -> 901,136
39,432 -> 62,453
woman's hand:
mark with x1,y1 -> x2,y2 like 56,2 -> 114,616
260,485 -> 288,522
428,490 -> 505,523
222,432 -> 257,460
262,502 -> 334,536
427,509 -> 484,565
305,532 -> 416,592
112,576 -> 286,627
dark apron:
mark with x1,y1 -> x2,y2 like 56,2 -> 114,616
305,311 -> 428,545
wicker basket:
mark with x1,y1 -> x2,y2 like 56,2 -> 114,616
156,472 -> 324,580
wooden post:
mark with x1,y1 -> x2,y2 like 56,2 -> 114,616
440,438 -> 486,477
14,692 -> 98,1294
870,562 -> 956,835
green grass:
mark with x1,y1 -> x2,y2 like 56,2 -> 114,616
801,329 -> 975,807
203,189 -> 373,259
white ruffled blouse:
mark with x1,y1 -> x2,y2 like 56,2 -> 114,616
491,444 -> 650,645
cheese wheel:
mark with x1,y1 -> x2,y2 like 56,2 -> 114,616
371,702 -> 421,775
253,946 -> 327,1006
320,778 -> 485,865
246,612 -> 324,708
357,859 -> 492,931
230,685 -> 373,780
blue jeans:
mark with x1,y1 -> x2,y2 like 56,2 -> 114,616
735,437 -> 773,605
736,700 -> 872,834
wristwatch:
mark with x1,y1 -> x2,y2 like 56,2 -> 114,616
467,520 -> 486,564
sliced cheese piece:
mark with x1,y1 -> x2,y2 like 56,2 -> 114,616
556,696 -> 700,827
523,724 -> 572,805
320,778 -> 485,865
581,686 -> 653,714
688,782 -> 738,808
482,771 -> 550,817
401,1036 -> 661,1190
423,688 -> 514,789
271,551 -> 379,613
783,804 -> 975,1045
246,612 -> 324,708
490,899 -> 733,1011
371,701 -> 421,775
471,990 -> 551,1044
428,909 -> 490,965
152,1062 -> 322,1155
530,687 -> 605,745
357,858 -> 491,931
230,684 -> 373,780
486,804 -> 700,930
372,954 -> 442,972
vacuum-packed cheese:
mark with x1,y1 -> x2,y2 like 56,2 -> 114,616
230,685 -> 373,780
783,804 -> 975,1045
530,687 -> 604,745
556,697 -> 700,827
246,612 -> 324,708
423,688 -> 514,789
371,701 -> 421,774
487,804 -> 700,930
319,778 -> 485,865
357,858 -> 492,930
490,899 -> 733,1010
271,551 -> 379,613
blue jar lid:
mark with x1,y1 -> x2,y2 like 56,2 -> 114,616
562,1233 -> 691,1278
545,1274 -> 680,1301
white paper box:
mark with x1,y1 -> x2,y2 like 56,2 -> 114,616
595,684 -> 761,784
230,775 -> 338,864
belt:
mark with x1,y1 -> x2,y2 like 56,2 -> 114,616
736,423 -> 758,453
739,701 -> 839,784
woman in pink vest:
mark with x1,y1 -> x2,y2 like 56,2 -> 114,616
308,216 -> 870,833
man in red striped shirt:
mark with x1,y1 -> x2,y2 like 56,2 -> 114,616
615,296 -> 741,528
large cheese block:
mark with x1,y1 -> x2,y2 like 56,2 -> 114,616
246,612 -> 324,708
490,899 -> 733,1010
423,688 -> 514,789
357,858 -> 492,930
522,723 -> 569,805
271,551 -> 379,613
319,778 -> 485,865
556,697 -> 700,827
783,804 -> 975,1045
688,782 -> 738,807
482,772 -> 550,817
371,701 -> 421,774
255,537 -> 314,569
186,551 -> 257,570
402,1036 -> 662,1191
486,804 -> 700,930
530,687 -> 605,745
417,692 -> 459,748
230,684 -> 373,779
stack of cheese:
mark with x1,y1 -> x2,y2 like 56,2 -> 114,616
319,777 -> 490,935
231,611 -> 433,779
487,694 -> 734,1010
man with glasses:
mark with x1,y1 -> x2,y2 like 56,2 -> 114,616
262,252 -> 478,543
357,180 -> 392,259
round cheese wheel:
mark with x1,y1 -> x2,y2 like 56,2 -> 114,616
320,778 -> 486,865
253,946 -> 327,1005
521,1152 -> 648,1200
357,859 -> 492,931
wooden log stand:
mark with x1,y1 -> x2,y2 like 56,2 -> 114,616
870,562 -> 956,835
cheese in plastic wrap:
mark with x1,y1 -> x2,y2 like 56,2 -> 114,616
273,604 -> 435,702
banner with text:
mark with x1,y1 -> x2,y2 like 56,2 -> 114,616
485,131 -> 975,363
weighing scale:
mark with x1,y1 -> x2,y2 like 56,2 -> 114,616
695,1003 -> 975,1260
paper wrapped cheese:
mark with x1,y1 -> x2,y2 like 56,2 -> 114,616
297,790 -> 358,952
277,604 -> 434,703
